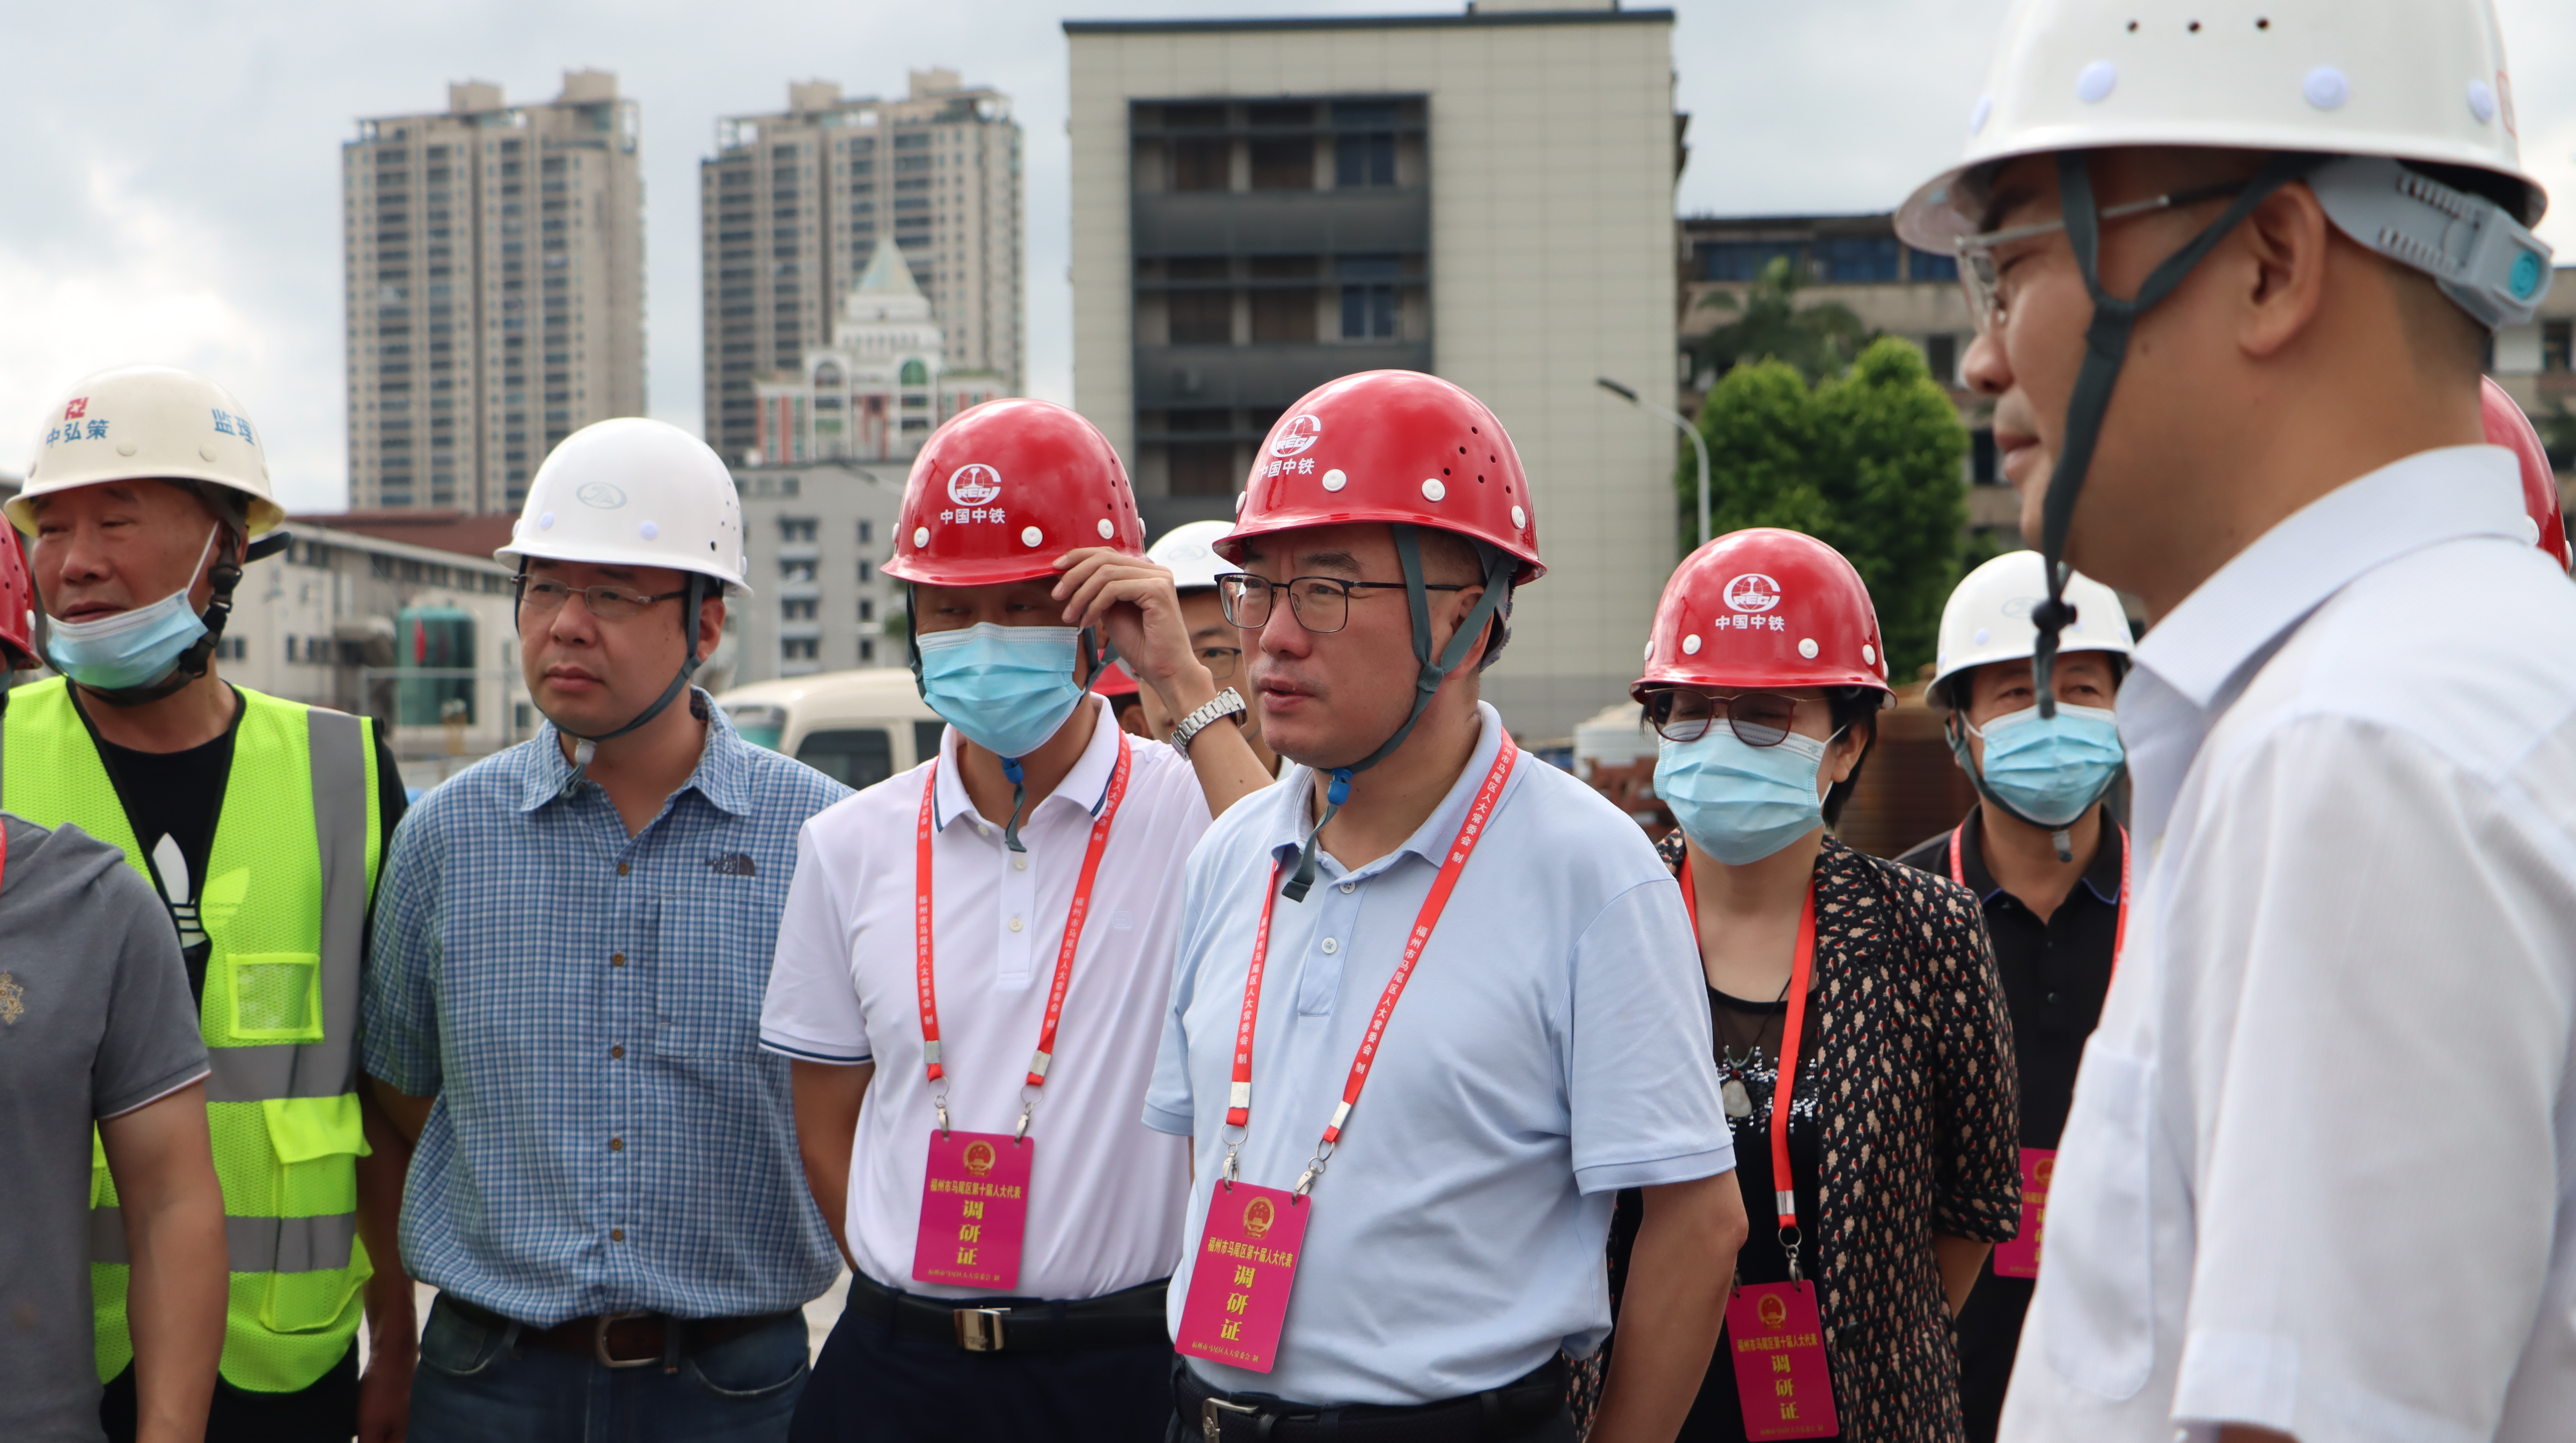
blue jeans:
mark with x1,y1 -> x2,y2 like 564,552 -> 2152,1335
410,1295 -> 808,1443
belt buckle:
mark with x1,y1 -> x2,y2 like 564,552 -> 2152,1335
953,1307 -> 1009,1353
592,1311 -> 659,1369
1199,1397 -> 1257,1441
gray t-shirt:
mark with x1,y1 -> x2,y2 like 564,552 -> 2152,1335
0,813 -> 210,1443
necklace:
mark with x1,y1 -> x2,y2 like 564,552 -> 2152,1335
1716,973 -> 1792,1121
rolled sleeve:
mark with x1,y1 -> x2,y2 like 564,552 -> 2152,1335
2170,720 -> 2575,1442
757,814 -> 872,1066
1922,874 -> 2021,1244
361,809 -> 443,1097
1567,877 -> 1733,1194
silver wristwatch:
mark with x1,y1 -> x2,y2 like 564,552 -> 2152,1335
1169,687 -> 1248,757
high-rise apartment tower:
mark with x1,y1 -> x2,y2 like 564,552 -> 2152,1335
345,72 -> 646,514
701,70 -> 1023,466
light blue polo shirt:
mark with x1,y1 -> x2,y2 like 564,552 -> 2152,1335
1146,702 -> 1733,1406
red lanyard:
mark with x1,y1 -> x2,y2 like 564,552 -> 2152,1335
1225,738 -> 1518,1186
1948,815 -> 2131,976
914,731 -> 1132,1093
1675,852 -> 1818,1241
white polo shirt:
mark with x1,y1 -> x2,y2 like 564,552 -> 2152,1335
2002,447 -> 2576,1443
760,695 -> 1215,1301
1147,702 -> 1734,1406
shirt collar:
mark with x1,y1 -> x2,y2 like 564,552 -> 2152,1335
1266,701 -> 1511,883
1955,803 -> 2126,908
932,693 -> 1123,833
515,688 -> 752,817
2130,446 -> 2525,712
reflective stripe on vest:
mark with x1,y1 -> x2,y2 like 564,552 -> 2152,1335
2,677 -> 380,1394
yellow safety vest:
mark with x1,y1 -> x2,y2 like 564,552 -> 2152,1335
1,677 -> 383,1394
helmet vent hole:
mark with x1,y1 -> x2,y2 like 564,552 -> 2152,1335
2126,19 -> 2138,31
2186,19 -> 2200,33
2255,16 -> 2269,28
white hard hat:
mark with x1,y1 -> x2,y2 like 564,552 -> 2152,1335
8,365 -> 282,537
1146,519 -> 1236,592
496,418 -> 751,596
1931,550 -> 2133,705
1897,0 -> 2551,325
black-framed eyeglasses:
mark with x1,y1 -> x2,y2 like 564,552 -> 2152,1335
1954,180 -> 2243,336
1640,687 -> 1809,747
1196,644 -> 1242,681
1216,572 -> 1468,635
516,576 -> 690,621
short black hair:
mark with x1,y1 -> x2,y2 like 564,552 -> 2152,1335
1821,687 -> 1881,827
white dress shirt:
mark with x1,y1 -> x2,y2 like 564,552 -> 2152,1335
1147,702 -> 1734,1405
2003,446 -> 2576,1443
760,696 -> 1216,1301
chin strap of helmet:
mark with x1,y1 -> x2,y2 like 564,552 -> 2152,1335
2028,149 -> 2317,720
545,573 -> 709,795
1280,524 -> 1516,903
84,530 -> 251,710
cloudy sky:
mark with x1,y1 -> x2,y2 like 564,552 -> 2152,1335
3,0 -> 2570,514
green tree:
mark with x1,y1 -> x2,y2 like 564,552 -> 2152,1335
1689,256 -> 1872,385
1679,337 -> 1970,679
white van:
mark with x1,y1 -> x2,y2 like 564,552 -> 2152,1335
715,668 -> 943,791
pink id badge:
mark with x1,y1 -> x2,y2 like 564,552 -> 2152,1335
1993,1147 -> 2054,1280
1174,1183 -> 1309,1373
1725,1281 -> 1839,1440
911,1131 -> 1031,1292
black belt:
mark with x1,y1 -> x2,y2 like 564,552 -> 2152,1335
842,1269 -> 1170,1354
1174,1355 -> 1568,1442
439,1295 -> 798,1371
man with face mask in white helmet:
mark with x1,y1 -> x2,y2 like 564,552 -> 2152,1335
1897,551 -> 2135,1443
1898,2 -> 2576,1439
6,364 -> 416,1443
363,419 -> 850,1442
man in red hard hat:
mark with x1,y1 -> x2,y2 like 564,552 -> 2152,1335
1145,371 -> 1743,1441
761,399 -> 1271,1440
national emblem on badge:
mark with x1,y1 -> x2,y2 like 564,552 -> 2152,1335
0,972 -> 23,1025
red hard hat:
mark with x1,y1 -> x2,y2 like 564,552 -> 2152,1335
1091,660 -> 1140,698
2479,378 -> 2571,572
1633,529 -> 1892,701
883,399 -> 1147,588
1217,370 -> 1543,584
0,528 -> 33,671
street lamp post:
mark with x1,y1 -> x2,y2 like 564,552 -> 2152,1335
1597,376 -> 1710,551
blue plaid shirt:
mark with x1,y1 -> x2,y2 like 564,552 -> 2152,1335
364,696 -> 852,1325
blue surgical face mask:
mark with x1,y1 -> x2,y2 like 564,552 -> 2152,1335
917,623 -> 1088,760
1965,703 -> 2125,827
1655,728 -> 1835,865
43,527 -> 218,692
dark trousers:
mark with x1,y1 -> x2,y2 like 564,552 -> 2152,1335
408,1294 -> 808,1443
792,1296 -> 1172,1442
1953,1270 -> 2033,1443
102,1339 -> 358,1443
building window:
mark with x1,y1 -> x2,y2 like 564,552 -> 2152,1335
781,558 -> 818,582
858,597 -> 875,622
857,559 -> 874,582
779,516 -> 818,543
898,359 -> 928,385
1699,240 -> 1802,282
1924,333 -> 1958,385
1173,138 -> 1229,192
1250,138 -> 1312,191
1334,133 -> 1395,188
1908,247 -> 1960,283
1169,290 -> 1232,345
781,597 -> 818,621
1170,443 -> 1237,497
782,637 -> 819,661
2545,319 -> 2573,373
1338,256 -> 1399,340
1815,236 -> 1902,283
860,638 -> 876,664
1972,427 -> 1999,485
856,519 -> 873,544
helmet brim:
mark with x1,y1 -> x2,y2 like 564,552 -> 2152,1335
1214,511 -> 1545,586
494,537 -> 752,597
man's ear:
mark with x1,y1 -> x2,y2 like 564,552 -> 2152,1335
2234,183 -> 2334,361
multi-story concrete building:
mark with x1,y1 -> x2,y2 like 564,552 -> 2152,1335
1673,210 -> 2021,549
752,238 -> 1008,464
1064,0 -> 1684,738
701,70 -> 1024,466
345,72 -> 646,515
727,463 -> 909,683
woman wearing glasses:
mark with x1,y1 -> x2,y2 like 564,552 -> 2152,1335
1608,528 -> 2019,1443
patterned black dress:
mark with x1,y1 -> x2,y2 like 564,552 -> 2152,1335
1600,834 -> 2021,1443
